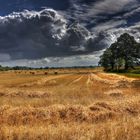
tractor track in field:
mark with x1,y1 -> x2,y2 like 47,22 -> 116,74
68,75 -> 84,85
18,72 -> 137,89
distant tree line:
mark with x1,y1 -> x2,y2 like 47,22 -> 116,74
99,33 -> 140,71
0,66 -> 51,71
0,65 -> 97,71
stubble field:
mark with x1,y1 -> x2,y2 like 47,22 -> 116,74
0,68 -> 140,140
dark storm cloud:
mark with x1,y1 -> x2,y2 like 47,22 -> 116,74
0,9 -> 108,61
0,9 -> 67,59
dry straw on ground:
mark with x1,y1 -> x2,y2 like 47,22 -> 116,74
0,69 -> 139,140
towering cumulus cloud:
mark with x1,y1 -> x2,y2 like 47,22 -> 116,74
0,8 -> 108,61
0,9 -> 67,59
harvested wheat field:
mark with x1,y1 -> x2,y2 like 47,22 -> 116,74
0,68 -> 140,140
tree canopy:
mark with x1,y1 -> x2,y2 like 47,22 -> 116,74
99,33 -> 140,71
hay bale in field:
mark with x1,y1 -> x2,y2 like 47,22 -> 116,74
44,72 -> 48,75
0,92 -> 5,96
54,72 -> 58,75
30,72 -> 35,75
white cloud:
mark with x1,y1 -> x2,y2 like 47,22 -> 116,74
90,0 -> 137,15
92,20 -> 127,32
107,23 -> 140,43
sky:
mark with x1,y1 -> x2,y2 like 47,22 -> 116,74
0,0 -> 140,67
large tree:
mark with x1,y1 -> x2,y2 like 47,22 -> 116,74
99,33 -> 140,71
99,48 -> 114,70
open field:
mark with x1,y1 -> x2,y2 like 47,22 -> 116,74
0,68 -> 140,140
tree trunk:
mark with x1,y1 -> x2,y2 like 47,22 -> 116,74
125,61 -> 129,70
111,63 -> 114,70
